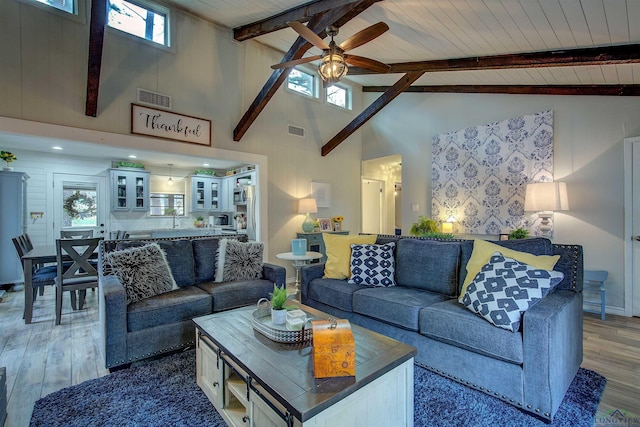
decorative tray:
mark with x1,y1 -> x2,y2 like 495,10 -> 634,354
252,303 -> 314,344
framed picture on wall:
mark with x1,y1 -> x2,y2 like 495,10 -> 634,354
318,218 -> 332,231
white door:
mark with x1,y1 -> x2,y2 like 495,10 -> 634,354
362,178 -> 384,234
633,142 -> 640,317
53,174 -> 107,239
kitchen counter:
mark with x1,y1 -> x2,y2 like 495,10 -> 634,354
150,227 -> 242,238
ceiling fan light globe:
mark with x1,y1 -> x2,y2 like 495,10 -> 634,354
318,53 -> 348,85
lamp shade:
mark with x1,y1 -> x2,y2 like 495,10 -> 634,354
524,182 -> 569,212
298,198 -> 318,214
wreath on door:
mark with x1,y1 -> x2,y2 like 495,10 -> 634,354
64,191 -> 97,219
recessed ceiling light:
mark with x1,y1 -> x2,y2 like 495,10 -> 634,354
203,163 -> 210,167
52,146 -> 63,150
128,155 -> 137,159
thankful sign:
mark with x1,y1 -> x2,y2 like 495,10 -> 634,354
131,104 -> 211,146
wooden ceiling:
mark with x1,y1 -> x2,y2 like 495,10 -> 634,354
86,0 -> 640,154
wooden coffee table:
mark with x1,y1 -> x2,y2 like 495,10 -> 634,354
194,302 -> 417,427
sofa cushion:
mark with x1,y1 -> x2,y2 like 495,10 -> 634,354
127,286 -> 212,332
419,299 -> 524,364
459,238 -> 557,299
461,252 -> 564,332
323,233 -> 378,279
116,240 -> 196,287
352,287 -> 451,331
394,239 -> 460,297
348,242 -> 396,287
215,239 -> 264,282
106,243 -> 177,305
192,238 -> 220,283
306,278 -> 360,312
196,279 -> 273,312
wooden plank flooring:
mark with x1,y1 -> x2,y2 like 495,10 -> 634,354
0,288 -> 638,426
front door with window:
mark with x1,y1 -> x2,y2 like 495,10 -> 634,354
54,174 -> 107,240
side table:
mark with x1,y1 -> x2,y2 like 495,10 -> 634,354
276,251 -> 323,300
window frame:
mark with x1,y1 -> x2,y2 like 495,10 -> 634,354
19,0 -> 87,24
325,82 -> 352,111
106,0 -> 175,52
149,193 -> 185,216
285,67 -> 320,100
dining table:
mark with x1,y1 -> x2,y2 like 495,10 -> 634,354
21,244 -> 98,324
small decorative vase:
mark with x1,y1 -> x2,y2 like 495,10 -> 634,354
271,308 -> 286,325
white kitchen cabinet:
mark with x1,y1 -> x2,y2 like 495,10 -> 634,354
191,176 -> 222,213
0,171 -> 28,286
109,169 -> 150,212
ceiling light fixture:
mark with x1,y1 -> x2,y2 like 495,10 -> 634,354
128,155 -> 137,159
52,146 -> 63,150
167,163 -> 174,186
317,26 -> 348,86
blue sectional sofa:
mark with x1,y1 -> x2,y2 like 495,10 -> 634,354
300,235 -> 583,422
98,235 -> 285,370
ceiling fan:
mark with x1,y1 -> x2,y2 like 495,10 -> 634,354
271,21 -> 391,86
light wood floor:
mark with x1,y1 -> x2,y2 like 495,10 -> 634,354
0,288 -> 638,427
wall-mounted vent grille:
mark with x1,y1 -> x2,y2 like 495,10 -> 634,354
288,124 -> 305,138
137,88 -> 172,109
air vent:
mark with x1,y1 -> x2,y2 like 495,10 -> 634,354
137,88 -> 172,109
288,124 -> 305,138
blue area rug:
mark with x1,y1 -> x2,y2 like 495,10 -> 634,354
31,349 -> 605,427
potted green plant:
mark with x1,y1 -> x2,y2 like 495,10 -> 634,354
194,216 -> 204,227
270,284 -> 288,325
409,216 -> 455,239
508,228 -> 530,239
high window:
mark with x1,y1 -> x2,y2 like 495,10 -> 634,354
34,0 -> 74,13
326,84 -> 351,110
108,0 -> 169,47
287,69 -> 317,98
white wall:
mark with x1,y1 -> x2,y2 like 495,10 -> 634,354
0,0 -> 365,280
363,92 -> 640,314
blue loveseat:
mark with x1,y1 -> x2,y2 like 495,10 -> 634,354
98,235 -> 285,370
301,235 -> 583,422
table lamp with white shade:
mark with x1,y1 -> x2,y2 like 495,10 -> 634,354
298,198 -> 318,232
524,182 -> 569,237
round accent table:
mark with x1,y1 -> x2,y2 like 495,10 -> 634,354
275,251 -> 323,301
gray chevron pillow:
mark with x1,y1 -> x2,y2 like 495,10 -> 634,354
106,243 -> 177,305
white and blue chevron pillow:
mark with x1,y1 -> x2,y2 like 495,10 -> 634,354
348,242 -> 396,287
461,251 -> 564,332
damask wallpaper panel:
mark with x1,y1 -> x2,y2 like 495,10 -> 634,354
432,110 -> 553,235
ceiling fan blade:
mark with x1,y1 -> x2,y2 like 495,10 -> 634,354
339,22 -> 389,52
288,21 -> 329,50
344,54 -> 390,73
271,55 -> 322,69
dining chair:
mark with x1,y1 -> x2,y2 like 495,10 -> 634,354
55,237 -> 102,325
60,229 -> 94,239
12,237 -> 56,308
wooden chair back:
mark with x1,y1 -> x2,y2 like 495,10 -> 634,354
60,229 -> 94,239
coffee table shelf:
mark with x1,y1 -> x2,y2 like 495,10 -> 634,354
195,302 -> 417,427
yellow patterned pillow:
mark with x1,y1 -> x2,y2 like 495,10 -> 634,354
323,233 -> 378,279
459,239 -> 560,302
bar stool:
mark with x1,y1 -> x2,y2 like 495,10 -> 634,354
583,270 -> 607,320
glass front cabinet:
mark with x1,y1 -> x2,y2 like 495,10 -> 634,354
109,169 -> 150,212
191,176 -> 221,212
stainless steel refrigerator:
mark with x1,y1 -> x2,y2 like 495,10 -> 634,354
244,184 -> 256,241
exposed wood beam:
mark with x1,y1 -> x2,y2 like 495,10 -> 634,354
349,43 -> 640,75
362,84 -> 640,96
234,0 -> 381,41
321,71 -> 424,156
234,0 -> 377,142
85,0 -> 107,117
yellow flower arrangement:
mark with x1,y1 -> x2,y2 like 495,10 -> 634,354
332,216 -> 344,223
1,150 -> 17,165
